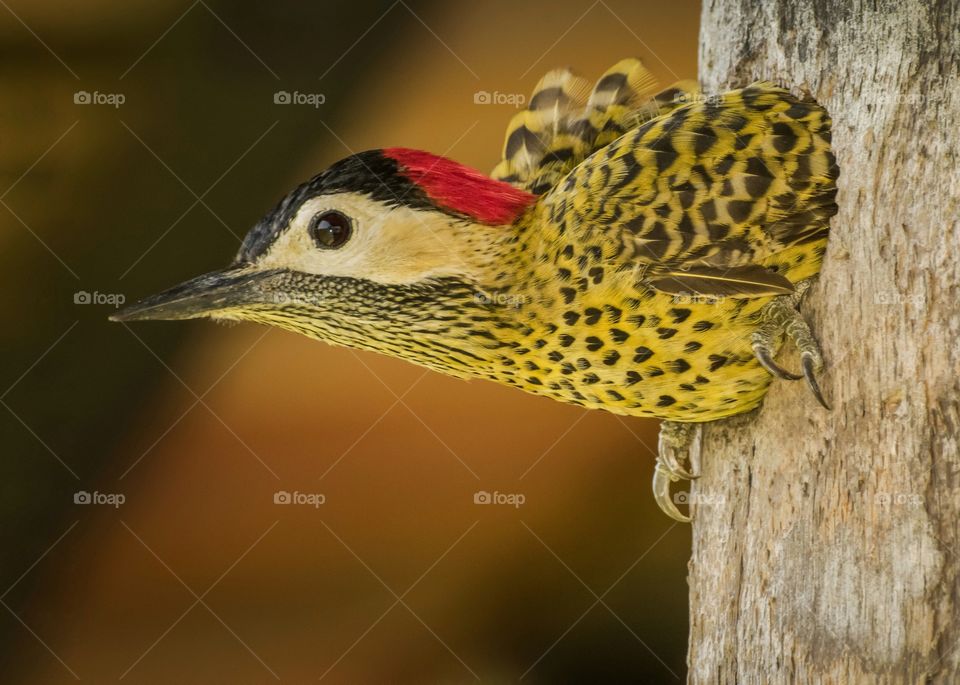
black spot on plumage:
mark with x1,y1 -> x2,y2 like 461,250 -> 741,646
693,126 -> 715,154
745,156 -> 768,177
715,154 -> 735,175
627,314 -> 646,327
547,350 -> 564,362
727,200 -> 753,222
558,334 -> 575,347
545,147 -> 575,163
588,267 -> 604,284
527,376 -> 543,385
690,163 -> 713,185
647,366 -> 665,377
563,311 -> 579,325
576,357 -> 591,370
645,221 -> 669,244
585,336 -> 604,351
625,370 -> 641,385
657,395 -> 677,407
693,320 -> 714,332
624,215 -> 646,235
603,350 -> 621,366
633,346 -> 653,363
772,121 -> 795,145
708,222 -> 730,241
668,358 -> 691,373
744,173 -> 773,198
669,308 -> 692,323
584,308 -> 602,325
655,147 -> 679,172
606,390 -> 625,401
657,327 -> 677,339
529,86 -> 566,109
505,126 -> 545,160
604,305 -> 623,323
582,373 -> 600,385
700,199 -> 718,223
793,154 -> 813,183
595,71 -> 627,93
684,341 -> 702,353
560,287 -> 576,304
611,157 -> 643,192
703,98 -> 721,119
709,354 -> 728,371
727,113 -> 749,130
611,328 -> 629,343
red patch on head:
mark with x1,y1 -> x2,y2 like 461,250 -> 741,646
384,147 -> 535,225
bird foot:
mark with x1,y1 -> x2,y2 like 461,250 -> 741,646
652,420 -> 702,522
750,278 -> 830,409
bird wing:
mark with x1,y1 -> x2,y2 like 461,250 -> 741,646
491,58 -> 697,195
536,82 -> 838,298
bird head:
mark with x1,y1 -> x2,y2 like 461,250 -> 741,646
112,148 -> 538,374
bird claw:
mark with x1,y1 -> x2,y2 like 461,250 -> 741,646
658,428 -> 698,481
752,342 -> 803,380
653,461 -> 691,523
801,351 -> 830,409
652,421 -> 701,522
751,278 -> 830,409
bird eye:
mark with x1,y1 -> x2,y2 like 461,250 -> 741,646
308,211 -> 352,249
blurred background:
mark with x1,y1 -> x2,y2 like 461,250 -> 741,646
0,0 -> 699,681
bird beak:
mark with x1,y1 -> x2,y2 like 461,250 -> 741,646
110,266 -> 281,322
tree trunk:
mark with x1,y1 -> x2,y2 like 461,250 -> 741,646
688,1 -> 960,682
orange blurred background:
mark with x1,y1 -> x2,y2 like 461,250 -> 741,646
0,0 -> 700,681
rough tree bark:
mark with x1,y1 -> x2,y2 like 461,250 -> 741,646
688,1 -> 960,682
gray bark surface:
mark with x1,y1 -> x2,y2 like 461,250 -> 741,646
689,1 -> 960,682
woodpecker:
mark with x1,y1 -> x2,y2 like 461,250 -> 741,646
113,59 -> 838,521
